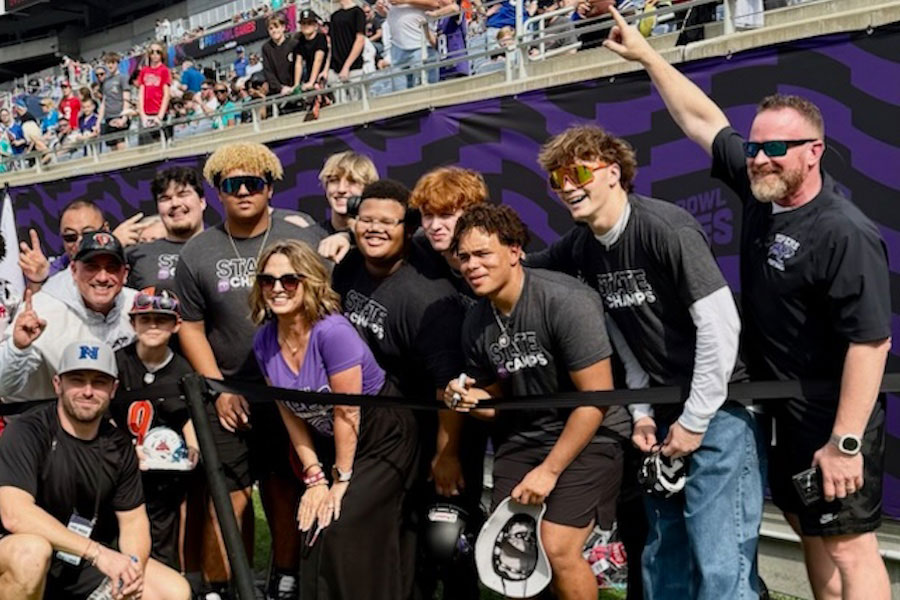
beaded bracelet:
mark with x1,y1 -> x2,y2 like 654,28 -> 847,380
302,470 -> 327,487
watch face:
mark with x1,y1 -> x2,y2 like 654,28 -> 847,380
841,436 -> 861,453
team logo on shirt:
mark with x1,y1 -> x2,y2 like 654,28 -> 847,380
344,290 -> 388,340
283,386 -> 333,436
595,269 -> 657,309
215,257 -> 257,291
156,253 -> 180,281
767,233 -> 799,272
488,331 -> 549,378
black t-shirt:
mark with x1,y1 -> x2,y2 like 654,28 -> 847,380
330,6 -> 366,71
297,32 -> 328,72
407,233 -> 478,312
174,217 -> 326,380
126,238 -> 186,290
332,249 -> 464,400
528,195 -> 746,391
262,34 -> 300,91
462,268 -> 630,452
110,343 -> 194,441
711,126 -> 891,423
0,402 -> 144,547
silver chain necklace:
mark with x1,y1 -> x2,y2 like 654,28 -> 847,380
225,217 -> 272,271
492,304 -> 511,348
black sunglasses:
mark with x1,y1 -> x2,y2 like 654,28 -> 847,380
62,230 -> 97,244
257,273 -> 304,292
150,49 -> 164,55
742,139 -> 817,158
215,89 -> 228,94
220,176 -> 268,195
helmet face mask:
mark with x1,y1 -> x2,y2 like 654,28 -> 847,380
475,497 -> 552,598
637,448 -> 688,499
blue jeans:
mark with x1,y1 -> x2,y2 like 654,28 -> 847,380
390,45 -> 421,92
642,402 -> 766,600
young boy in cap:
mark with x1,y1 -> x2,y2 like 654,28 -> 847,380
110,287 -> 198,572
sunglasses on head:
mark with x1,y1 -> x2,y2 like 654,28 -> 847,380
257,273 -> 304,292
220,176 -> 268,195
134,292 -> 180,313
742,139 -> 817,158
548,161 -> 608,190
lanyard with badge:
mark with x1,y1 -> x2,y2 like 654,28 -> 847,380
55,440 -> 104,567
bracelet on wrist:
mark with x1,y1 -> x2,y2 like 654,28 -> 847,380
302,470 -> 327,487
303,461 -> 323,475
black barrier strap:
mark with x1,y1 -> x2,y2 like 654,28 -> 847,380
0,384 -> 185,417
5,373 -> 900,417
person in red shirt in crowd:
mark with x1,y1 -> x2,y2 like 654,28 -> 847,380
57,81 -> 81,131
138,42 -> 172,145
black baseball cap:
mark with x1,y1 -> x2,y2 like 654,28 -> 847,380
75,231 -> 126,264
299,9 -> 319,22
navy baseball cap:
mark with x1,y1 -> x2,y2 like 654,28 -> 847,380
75,231 -> 126,264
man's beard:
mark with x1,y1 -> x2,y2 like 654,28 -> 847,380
750,165 -> 805,204
168,220 -> 197,237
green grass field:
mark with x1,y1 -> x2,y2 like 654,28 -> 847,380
250,489 -> 805,599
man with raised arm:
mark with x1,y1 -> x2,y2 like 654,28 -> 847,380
603,9 -> 891,599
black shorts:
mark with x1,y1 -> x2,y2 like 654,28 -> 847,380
45,558 -> 108,599
492,441 -> 623,528
143,471 -> 190,570
205,399 -> 252,491
767,404 -> 884,537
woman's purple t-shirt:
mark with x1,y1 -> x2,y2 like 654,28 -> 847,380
253,313 -> 385,436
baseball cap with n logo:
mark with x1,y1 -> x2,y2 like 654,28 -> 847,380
57,340 -> 118,378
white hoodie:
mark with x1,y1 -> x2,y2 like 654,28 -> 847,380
0,274 -> 137,402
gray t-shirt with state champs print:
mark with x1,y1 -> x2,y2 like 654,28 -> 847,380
462,267 -> 630,451
127,238 -> 186,290
175,218 -> 326,380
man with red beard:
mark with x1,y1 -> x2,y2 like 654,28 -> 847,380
604,9 -> 892,599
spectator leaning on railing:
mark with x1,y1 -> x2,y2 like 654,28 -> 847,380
137,42 -> 172,144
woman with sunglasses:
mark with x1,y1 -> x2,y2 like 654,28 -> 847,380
137,43 -> 172,145
250,240 -> 417,600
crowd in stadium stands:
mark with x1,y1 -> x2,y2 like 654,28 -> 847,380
0,0 -> 798,172
0,5 -> 890,600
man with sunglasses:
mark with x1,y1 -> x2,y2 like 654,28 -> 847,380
17,200 -> 147,296
0,232 -> 138,403
175,142 -> 324,600
138,43 -> 172,145
603,9 -> 891,598
528,123 -> 759,600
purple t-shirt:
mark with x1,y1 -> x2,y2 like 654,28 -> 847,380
253,313 -> 385,436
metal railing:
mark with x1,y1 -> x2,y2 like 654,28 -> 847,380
0,0 -> 826,174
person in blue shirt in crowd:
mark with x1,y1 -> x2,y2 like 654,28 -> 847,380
180,59 -> 204,93
233,46 -> 249,78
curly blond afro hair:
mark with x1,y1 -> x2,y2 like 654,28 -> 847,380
202,142 -> 285,188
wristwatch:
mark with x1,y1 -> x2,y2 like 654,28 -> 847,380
331,465 -> 353,483
830,433 -> 862,456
